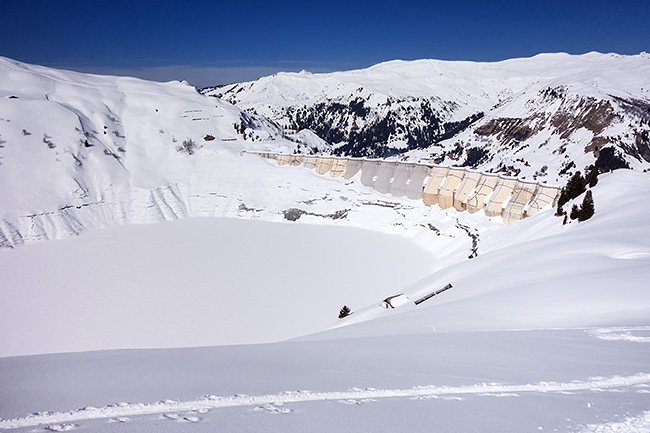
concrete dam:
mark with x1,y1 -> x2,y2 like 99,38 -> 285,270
253,153 -> 561,224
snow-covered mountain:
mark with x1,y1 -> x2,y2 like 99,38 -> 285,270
1,56 -> 650,433
204,52 -> 650,182
0,56 -> 278,247
1,56 -> 443,250
1,55 -> 648,350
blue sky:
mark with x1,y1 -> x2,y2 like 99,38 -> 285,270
1,0 -> 648,87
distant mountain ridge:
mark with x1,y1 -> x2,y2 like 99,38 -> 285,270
203,52 -> 650,183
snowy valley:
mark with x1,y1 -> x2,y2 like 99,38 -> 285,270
0,54 -> 649,433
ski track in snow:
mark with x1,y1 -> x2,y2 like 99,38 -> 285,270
1,374 -> 649,430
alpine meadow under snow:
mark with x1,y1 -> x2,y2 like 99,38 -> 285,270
1,54 -> 649,433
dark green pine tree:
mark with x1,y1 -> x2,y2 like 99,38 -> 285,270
338,305 -> 351,319
558,171 -> 587,208
578,190 -> 595,221
557,191 -> 569,210
570,204 -> 580,220
586,166 -> 599,188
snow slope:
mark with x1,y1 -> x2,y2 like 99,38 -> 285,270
320,170 -> 650,338
1,327 -> 649,432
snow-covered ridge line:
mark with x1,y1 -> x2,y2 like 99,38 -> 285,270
251,151 -> 561,224
1,373 -> 648,430
207,52 -> 650,106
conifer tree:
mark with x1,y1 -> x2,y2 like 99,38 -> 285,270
570,204 -> 580,220
586,166 -> 599,188
558,171 -> 587,208
338,305 -> 351,319
557,190 -> 569,210
578,190 -> 595,221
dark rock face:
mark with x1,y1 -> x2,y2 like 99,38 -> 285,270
474,117 -> 536,146
595,147 -> 631,171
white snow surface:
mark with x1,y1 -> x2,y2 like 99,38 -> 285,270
0,218 -> 437,356
1,58 -> 649,433
317,170 -> 650,339
1,328 -> 649,432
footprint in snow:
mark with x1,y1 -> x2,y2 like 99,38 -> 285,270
338,399 -> 376,405
44,424 -> 77,432
411,395 -> 464,401
161,413 -> 202,422
477,392 -> 519,398
253,403 -> 291,414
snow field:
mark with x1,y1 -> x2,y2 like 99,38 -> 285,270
2,373 -> 649,430
1,327 -> 649,432
0,217 -> 437,357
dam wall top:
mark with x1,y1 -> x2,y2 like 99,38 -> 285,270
248,151 -> 561,224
